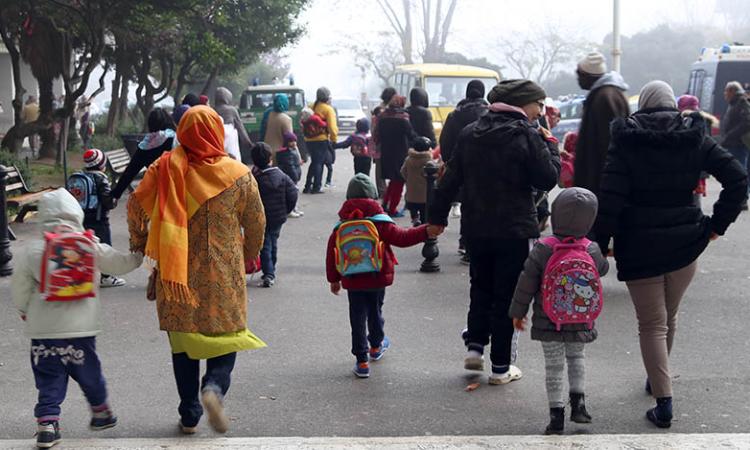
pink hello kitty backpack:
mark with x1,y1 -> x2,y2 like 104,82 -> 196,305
540,236 -> 603,330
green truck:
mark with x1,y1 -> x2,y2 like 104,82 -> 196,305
238,84 -> 308,156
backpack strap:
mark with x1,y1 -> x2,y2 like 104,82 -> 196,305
540,236 -> 591,249
368,213 -> 395,224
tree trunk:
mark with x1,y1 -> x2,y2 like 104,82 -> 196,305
37,77 -> 56,160
201,67 -> 219,96
117,79 -> 129,127
106,71 -> 122,136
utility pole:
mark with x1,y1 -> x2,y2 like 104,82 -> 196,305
612,0 -> 622,73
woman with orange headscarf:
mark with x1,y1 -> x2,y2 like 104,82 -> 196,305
127,105 -> 266,435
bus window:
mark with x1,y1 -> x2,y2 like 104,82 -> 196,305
424,77 -> 497,107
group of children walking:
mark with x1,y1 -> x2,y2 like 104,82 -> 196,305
14,102 -> 612,448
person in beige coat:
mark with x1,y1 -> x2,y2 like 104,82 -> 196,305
400,136 -> 434,226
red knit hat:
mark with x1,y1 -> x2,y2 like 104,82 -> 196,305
83,148 -> 106,170
199,95 -> 209,105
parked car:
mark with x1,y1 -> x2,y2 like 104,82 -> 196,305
331,97 -> 366,133
238,84 -> 307,154
552,96 -> 585,142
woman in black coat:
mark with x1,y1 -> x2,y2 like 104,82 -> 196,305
375,95 -> 415,216
112,108 -> 176,200
407,87 -> 436,147
595,81 -> 747,429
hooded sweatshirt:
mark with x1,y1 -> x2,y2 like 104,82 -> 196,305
574,71 -> 630,196
509,188 -> 609,343
407,87 -> 436,146
11,189 -> 143,339
326,197 -> 428,291
400,148 -> 434,203
214,87 -> 253,156
429,106 -> 561,239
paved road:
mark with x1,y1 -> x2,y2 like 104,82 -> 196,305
1,154 -> 749,441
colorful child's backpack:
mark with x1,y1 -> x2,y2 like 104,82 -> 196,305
540,236 -> 603,330
66,172 -> 99,212
39,226 -> 98,302
301,107 -> 328,139
350,134 -> 370,158
334,213 -> 394,277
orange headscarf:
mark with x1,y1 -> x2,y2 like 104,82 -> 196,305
134,105 -> 249,306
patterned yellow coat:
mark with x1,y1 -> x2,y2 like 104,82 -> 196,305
128,172 -> 265,334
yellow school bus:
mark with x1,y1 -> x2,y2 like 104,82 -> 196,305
391,63 -> 500,137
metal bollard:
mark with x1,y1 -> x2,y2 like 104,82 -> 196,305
420,160 -> 440,273
0,165 -> 13,276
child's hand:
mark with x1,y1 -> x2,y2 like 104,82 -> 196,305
245,258 -> 258,273
330,281 -> 341,295
513,317 -> 527,331
426,225 -> 445,238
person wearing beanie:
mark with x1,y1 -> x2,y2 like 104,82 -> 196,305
303,86 -> 338,194
251,142 -> 298,287
573,51 -> 629,198
199,94 -> 209,106
334,117 -> 372,176
71,149 -> 123,287
428,78 -> 561,386
439,79 -> 491,256
327,174 -> 441,378
400,135 -> 434,226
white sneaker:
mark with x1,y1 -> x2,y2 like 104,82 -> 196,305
100,276 -> 126,288
295,208 -> 305,217
450,203 -> 462,218
488,365 -> 523,385
201,389 -> 229,433
464,350 -> 484,371
288,211 -> 301,219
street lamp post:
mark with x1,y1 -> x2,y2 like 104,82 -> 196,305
420,160 -> 440,273
612,0 -> 622,73
0,165 -> 13,276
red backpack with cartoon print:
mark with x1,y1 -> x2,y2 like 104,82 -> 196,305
39,227 -> 98,302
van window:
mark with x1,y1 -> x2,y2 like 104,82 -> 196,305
424,76 -> 497,107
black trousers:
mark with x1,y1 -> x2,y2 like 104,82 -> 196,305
464,237 -> 529,368
353,156 -> 372,176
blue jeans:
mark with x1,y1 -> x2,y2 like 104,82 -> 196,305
31,337 -> 108,422
260,223 -> 283,280
304,140 -> 330,192
172,352 -> 236,428
347,289 -> 386,362
728,147 -> 750,194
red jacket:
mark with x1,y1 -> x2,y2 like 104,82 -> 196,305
326,198 -> 428,290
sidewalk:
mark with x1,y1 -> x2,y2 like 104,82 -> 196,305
1,434 -> 749,449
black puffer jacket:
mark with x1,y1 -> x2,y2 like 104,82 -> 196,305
407,88 -> 436,147
429,106 -> 561,239
376,108 -> 415,181
720,93 -> 750,149
595,108 -> 748,281
252,166 -> 298,226
439,97 -> 488,163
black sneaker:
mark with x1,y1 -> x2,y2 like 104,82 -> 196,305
36,421 -> 61,449
90,408 -> 117,430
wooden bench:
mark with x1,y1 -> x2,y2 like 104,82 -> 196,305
104,148 -> 143,193
5,165 -> 56,224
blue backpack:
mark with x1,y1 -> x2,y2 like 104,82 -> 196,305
66,172 -> 99,212
334,214 -> 394,277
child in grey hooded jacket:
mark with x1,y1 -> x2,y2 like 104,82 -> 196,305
11,188 -> 142,448
509,187 -> 608,435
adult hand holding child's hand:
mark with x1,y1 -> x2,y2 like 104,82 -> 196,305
426,225 -> 445,239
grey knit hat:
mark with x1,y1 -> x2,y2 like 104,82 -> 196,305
487,79 -> 546,107
346,173 -> 378,200
316,86 -> 331,103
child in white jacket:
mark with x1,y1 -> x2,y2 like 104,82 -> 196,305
11,188 -> 142,449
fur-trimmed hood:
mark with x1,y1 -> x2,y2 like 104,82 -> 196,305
611,107 -> 706,149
